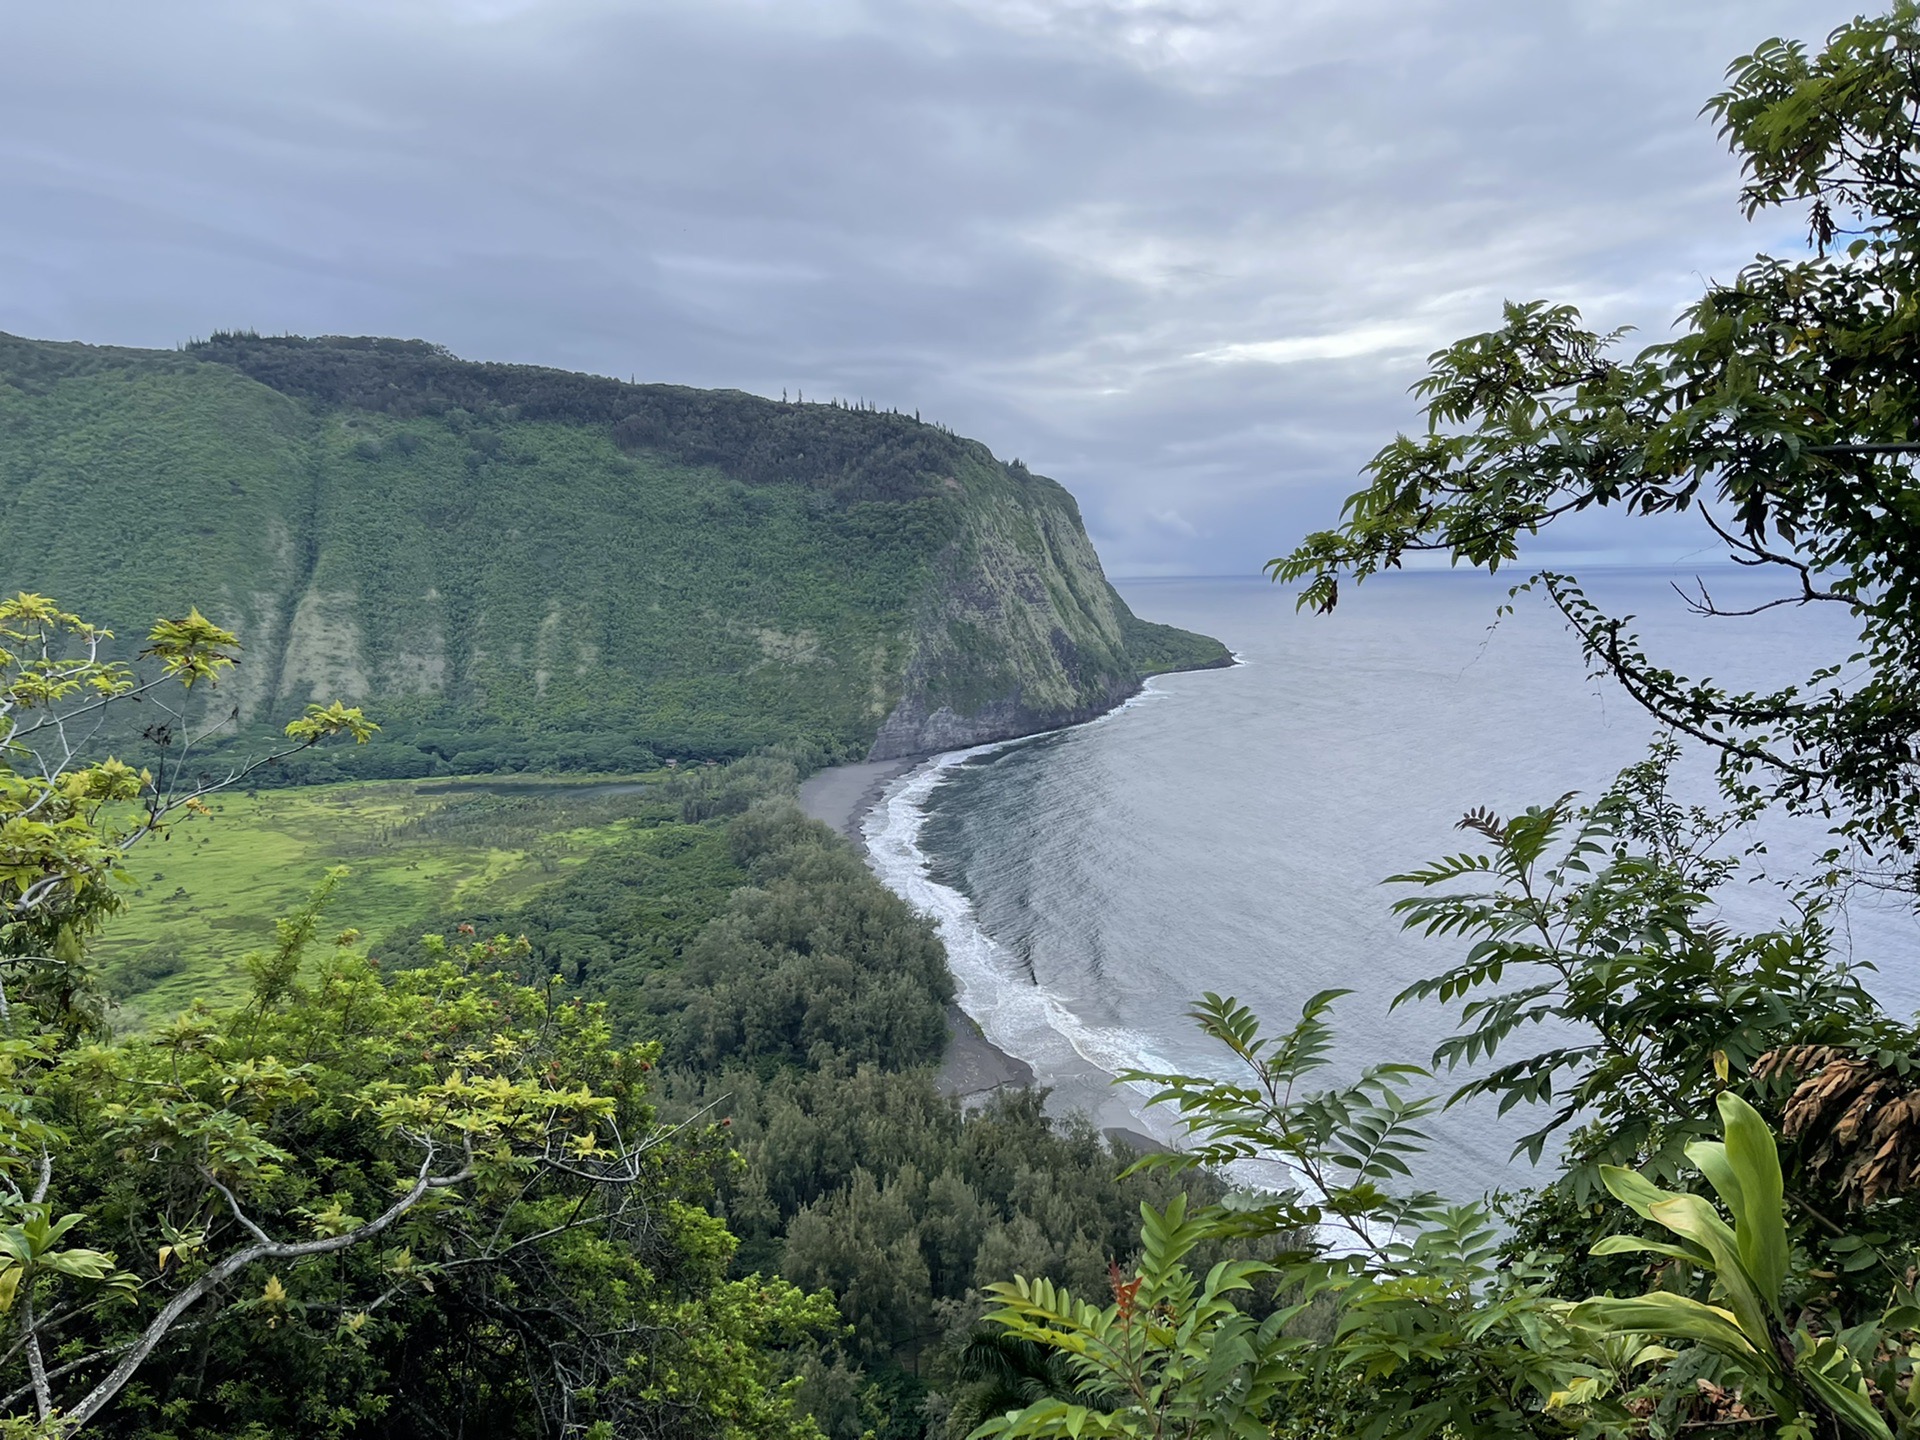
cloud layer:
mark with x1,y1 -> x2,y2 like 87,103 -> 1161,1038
1,0 -> 1857,574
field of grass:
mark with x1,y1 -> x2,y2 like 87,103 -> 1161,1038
94,773 -> 671,1026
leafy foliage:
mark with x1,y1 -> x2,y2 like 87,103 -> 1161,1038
979,11 -> 1920,1437
1390,743 -> 1886,1196
978,1194 -> 1294,1440
0,911 -> 834,1439
1,592 -> 373,1032
1271,5 -> 1920,894
1573,1094 -> 1902,1439
0,598 -> 837,1438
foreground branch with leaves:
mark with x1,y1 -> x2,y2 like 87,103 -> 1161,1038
1,591 -> 375,1034
973,8 -> 1920,1436
0,597 -> 833,1437
1272,5 -> 1920,896
0,913 -> 831,1439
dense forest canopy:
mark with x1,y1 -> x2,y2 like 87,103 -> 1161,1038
186,331 -> 984,505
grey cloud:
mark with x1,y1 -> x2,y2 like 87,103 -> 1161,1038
0,0 -> 1861,575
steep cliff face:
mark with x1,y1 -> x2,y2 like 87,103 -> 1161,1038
872,466 -> 1157,758
0,332 -> 1227,769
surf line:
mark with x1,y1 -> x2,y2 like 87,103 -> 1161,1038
866,727 -> 1402,1252
856,675 -> 1382,1251
859,682 -> 1187,1145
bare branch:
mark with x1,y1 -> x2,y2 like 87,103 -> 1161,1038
200,1170 -> 276,1249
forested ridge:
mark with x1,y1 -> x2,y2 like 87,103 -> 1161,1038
0,330 -> 1226,778
187,332 -> 987,505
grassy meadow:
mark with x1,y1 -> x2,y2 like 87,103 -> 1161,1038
95,774 -> 668,1025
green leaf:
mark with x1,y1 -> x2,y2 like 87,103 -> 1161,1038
1645,1193 -> 1775,1341
1715,1091 -> 1788,1306
1589,1234 -> 1706,1267
1569,1293 -> 1760,1361
1597,1164 -> 1671,1222
1799,1362 -> 1893,1440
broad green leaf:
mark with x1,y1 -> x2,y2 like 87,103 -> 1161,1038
1685,1140 -> 1745,1226
1597,1164 -> 1672,1222
1569,1293 -> 1759,1361
1589,1234 -> 1705,1267
1646,1194 -> 1774,1340
1799,1362 -> 1893,1440
1715,1091 -> 1788,1306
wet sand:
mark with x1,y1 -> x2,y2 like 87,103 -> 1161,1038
936,1002 -> 1036,1101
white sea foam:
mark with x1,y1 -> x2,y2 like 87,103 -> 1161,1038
860,735 -> 1364,1245
855,574 -> 1920,1256
860,688 -> 1190,1144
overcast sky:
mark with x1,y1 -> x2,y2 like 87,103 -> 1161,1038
1,0 -> 1863,576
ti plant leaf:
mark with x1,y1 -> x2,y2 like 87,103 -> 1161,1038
1572,1093 -> 1891,1440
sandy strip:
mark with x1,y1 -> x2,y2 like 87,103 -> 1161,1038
936,1002 -> 1037,1101
797,758 -> 918,839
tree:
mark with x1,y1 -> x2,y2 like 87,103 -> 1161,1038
0,596 -> 833,1437
0,914 -> 832,1439
1,592 -> 374,1031
978,8 -> 1920,1437
1273,3 -> 1920,896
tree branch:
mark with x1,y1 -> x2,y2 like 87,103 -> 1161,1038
50,1144 -> 474,1434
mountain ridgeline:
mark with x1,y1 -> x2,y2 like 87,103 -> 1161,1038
0,331 -> 1226,774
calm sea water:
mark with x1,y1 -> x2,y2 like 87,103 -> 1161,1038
862,570 -> 1920,1201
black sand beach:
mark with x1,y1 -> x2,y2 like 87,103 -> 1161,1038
798,757 -> 1038,1103
796,759 -> 916,841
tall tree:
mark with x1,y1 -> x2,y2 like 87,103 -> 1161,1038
1274,4 -> 1920,896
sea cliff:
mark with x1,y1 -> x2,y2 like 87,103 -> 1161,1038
0,330 -> 1228,768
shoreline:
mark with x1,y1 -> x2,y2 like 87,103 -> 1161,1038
796,758 -> 919,841
798,755 -> 1039,1102
797,655 -> 1237,1123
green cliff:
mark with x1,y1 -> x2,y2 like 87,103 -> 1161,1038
0,331 -> 1227,769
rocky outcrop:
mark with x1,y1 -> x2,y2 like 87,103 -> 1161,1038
868,680 -> 1136,760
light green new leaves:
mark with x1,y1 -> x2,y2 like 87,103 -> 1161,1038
1695,1087 -> 1788,1304
0,1205 -> 133,1314
1574,1093 -> 1891,1440
2,595 -> 375,984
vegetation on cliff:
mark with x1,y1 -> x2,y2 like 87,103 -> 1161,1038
0,332 -> 1224,778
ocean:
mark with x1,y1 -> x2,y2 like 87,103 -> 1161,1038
861,569 -> 1920,1203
